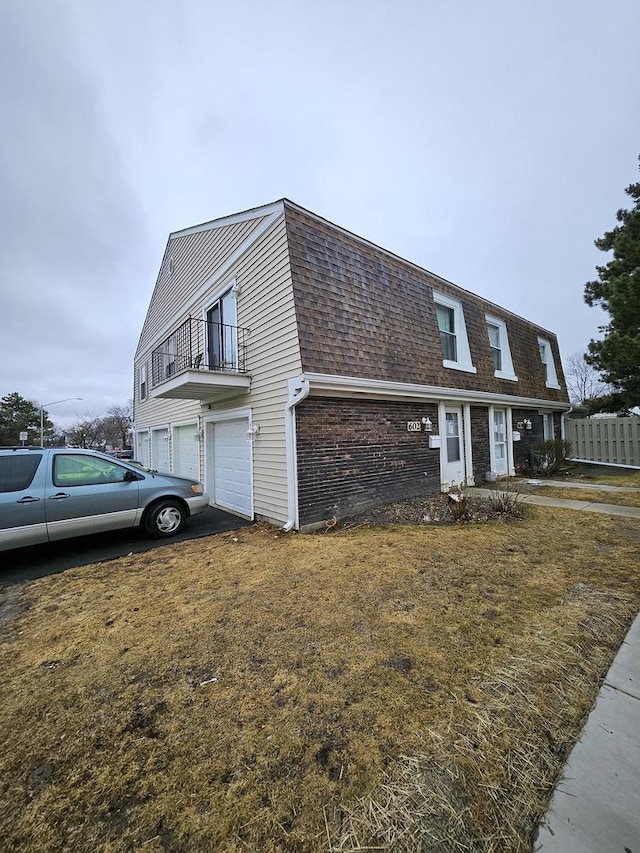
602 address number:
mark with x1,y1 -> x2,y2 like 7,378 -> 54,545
406,421 -> 422,432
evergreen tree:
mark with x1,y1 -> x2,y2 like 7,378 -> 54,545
0,392 -> 53,445
584,156 -> 640,411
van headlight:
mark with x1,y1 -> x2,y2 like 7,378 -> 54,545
190,483 -> 204,495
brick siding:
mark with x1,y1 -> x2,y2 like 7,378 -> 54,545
470,406 -> 491,482
296,398 -> 441,526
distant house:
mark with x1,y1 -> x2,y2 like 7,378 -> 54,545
133,200 -> 569,529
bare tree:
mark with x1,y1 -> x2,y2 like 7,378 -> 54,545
563,352 -> 610,405
66,416 -> 104,449
100,402 -> 133,449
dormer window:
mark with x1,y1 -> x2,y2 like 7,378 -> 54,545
537,337 -> 560,389
485,314 -> 517,382
433,292 -> 476,374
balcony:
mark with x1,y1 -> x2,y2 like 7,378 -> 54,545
149,317 -> 250,401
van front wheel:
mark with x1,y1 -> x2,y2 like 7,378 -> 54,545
145,500 -> 186,538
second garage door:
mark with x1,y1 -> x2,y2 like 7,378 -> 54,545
173,423 -> 199,479
212,418 -> 252,517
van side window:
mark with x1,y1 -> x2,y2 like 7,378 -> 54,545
0,455 -> 42,492
53,454 -> 128,487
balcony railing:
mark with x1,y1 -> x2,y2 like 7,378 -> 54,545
150,317 -> 249,388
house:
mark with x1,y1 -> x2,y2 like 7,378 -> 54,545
133,200 -> 570,529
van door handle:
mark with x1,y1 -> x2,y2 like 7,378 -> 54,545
17,496 -> 40,503
49,492 -> 71,501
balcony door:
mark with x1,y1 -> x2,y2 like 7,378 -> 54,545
207,289 -> 238,370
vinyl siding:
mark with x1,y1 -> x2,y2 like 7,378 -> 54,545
134,208 -> 301,525
137,215 -> 272,356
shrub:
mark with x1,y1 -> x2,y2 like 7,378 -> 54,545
528,440 -> 573,477
487,480 -> 523,516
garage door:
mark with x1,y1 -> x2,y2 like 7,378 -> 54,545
151,428 -> 169,471
213,418 -> 252,517
136,431 -> 150,468
173,424 -> 199,479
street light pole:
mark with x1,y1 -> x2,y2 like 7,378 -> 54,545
40,397 -> 83,447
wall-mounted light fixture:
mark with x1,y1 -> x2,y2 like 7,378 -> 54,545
523,419 -> 532,430
421,416 -> 433,432
246,424 -> 260,436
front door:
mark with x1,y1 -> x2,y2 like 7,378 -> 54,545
443,407 -> 465,486
492,408 -> 508,476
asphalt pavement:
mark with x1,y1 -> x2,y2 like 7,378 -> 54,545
0,507 -> 251,585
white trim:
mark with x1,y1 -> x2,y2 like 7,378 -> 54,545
283,376 -> 311,531
506,407 -> 515,476
300,372 -> 571,411
537,336 -> 561,390
463,403 -> 474,485
136,208 -> 282,359
434,290 -> 476,374
485,313 -> 518,382
442,359 -> 477,374
170,201 -> 284,239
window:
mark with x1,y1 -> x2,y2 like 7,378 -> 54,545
485,314 -> 517,381
487,323 -> 502,371
53,454 -> 128,487
542,413 -> 554,441
436,304 -> 457,362
206,287 -> 238,370
537,337 -> 560,389
433,292 -> 476,373
0,454 -> 42,492
139,364 -> 147,401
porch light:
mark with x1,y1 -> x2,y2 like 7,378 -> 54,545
421,417 -> 433,431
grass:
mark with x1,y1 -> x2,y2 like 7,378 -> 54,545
563,463 -> 640,487
1,508 -> 639,852
528,486 -> 640,508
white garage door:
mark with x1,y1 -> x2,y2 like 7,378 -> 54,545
213,418 -> 252,517
136,431 -> 150,468
151,428 -> 170,471
173,424 -> 199,479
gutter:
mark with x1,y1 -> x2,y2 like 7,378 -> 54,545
281,375 -> 311,531
561,406 -> 574,441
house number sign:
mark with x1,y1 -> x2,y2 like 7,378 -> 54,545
406,421 -> 422,432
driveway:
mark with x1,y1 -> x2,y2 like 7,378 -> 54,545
0,507 -> 251,585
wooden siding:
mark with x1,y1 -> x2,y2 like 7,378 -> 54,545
284,204 -> 569,405
134,210 -> 301,525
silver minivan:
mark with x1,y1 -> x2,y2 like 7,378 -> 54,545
0,447 -> 210,552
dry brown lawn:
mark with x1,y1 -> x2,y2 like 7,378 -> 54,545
528,485 -> 640,507
562,464 -> 640,488
1,507 -> 639,852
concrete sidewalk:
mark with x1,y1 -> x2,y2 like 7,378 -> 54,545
472,488 -> 640,519
535,614 -> 640,852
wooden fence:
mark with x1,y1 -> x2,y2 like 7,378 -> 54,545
566,417 -> 640,467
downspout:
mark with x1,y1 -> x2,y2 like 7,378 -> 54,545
281,375 -> 311,532
560,406 -> 574,441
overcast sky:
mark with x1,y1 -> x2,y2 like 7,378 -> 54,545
1,0 -> 639,428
